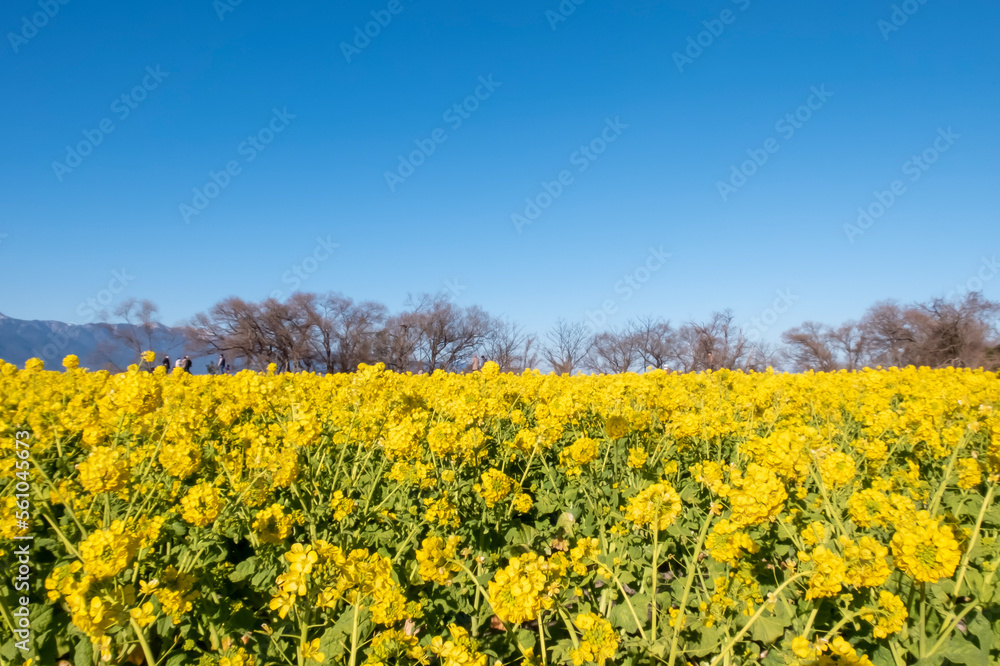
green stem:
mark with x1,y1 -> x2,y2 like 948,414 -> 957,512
952,484 -> 996,599
556,606 -> 581,649
348,603 -> 360,666
667,511 -> 714,666
130,617 -> 157,666
919,583 -> 927,658
593,561 -> 647,640
651,511 -> 660,643
707,573 -> 807,666
928,433 -> 967,517
538,611 -> 547,666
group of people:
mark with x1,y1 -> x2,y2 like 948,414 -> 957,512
162,355 -> 193,373
468,354 -> 490,371
159,354 -> 229,375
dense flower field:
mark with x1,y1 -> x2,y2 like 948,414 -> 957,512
1,358 -> 999,666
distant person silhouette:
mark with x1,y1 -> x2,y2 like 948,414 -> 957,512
182,356 -> 192,373
218,354 -> 227,374
163,356 -> 171,371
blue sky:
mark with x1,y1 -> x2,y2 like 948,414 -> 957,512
1,0 -> 998,338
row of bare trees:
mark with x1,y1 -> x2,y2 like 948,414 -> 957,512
183,292 -> 538,373
781,293 -> 1000,371
543,311 -> 779,374
104,291 -> 1000,374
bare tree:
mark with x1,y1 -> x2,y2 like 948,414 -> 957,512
93,299 -> 185,370
913,293 -> 999,368
675,310 -> 749,372
629,316 -> 676,370
393,293 -> 490,372
543,319 -> 591,374
859,300 -> 919,368
310,293 -> 386,372
781,322 -> 837,372
827,321 -> 867,371
186,297 -> 275,370
587,328 -> 639,373
373,314 -> 419,373
483,317 -> 538,372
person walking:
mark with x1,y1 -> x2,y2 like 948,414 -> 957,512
163,355 -> 171,371
218,354 -> 227,374
182,356 -> 192,373
175,357 -> 183,370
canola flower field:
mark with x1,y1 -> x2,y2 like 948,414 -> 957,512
1,357 -> 999,666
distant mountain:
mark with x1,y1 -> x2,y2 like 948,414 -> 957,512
0,313 -> 207,371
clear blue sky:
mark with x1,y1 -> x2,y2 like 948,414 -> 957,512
1,0 -> 998,338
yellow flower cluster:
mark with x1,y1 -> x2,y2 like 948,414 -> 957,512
488,553 -> 563,624
706,519 -> 759,565
253,503 -> 300,544
569,613 -> 619,666
416,535 -> 463,585
819,451 -> 856,488
180,481 -> 226,527
801,545 -> 847,600
79,521 -> 140,580
728,463 -> 787,526
78,446 -> 129,494
860,590 -> 908,638
428,624 -> 489,666
890,511 -> 962,582
842,536 -> 891,588
623,482 -> 682,531
560,435 -> 600,473
475,468 -> 515,508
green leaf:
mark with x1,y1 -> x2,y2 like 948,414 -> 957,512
687,624 -> 722,658
869,645 -> 895,666
608,599 -> 639,634
967,612 -> 992,661
166,653 -> 191,666
251,564 -> 274,587
319,624 -> 347,662
932,635 -> 987,666
74,635 -> 95,666
0,639 -> 19,662
229,556 -> 258,582
749,613 -> 788,645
